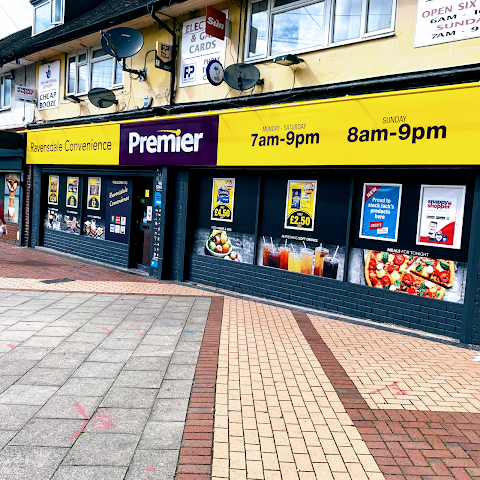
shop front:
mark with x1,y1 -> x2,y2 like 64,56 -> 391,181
0,131 -> 24,245
26,82 -> 480,343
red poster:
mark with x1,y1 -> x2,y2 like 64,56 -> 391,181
206,6 -> 227,40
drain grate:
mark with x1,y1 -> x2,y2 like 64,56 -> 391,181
40,278 -> 75,284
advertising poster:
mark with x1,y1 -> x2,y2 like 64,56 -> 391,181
257,237 -> 344,281
38,60 -> 60,111
360,184 -> 402,242
284,180 -> 317,232
84,215 -> 105,240
66,177 -> 79,208
416,185 -> 465,250
45,208 -> 81,235
211,178 -> 235,222
192,227 -> 255,264
87,177 -> 101,210
5,173 -> 19,223
48,175 -> 59,205
105,179 -> 132,244
348,248 -> 466,303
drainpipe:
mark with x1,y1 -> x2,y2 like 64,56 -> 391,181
148,5 -> 177,106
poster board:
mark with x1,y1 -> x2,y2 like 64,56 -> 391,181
87,177 -> 101,210
48,175 -> 59,205
359,183 -> 402,242
416,185 -> 466,250
211,178 -> 235,222
66,177 -> 79,208
284,180 -> 317,232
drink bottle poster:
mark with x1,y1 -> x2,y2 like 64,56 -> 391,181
417,185 -> 465,250
66,177 -> 79,208
87,177 -> 101,210
48,175 -> 59,205
211,178 -> 235,222
284,180 -> 317,231
359,184 -> 402,242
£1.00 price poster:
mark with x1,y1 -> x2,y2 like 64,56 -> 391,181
416,185 -> 466,250
87,177 -> 101,210
284,180 -> 317,231
359,184 -> 402,242
211,178 -> 235,222
48,175 -> 59,205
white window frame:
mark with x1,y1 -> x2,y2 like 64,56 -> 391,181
245,0 -> 397,62
32,0 -> 65,36
0,75 -> 12,110
66,47 -> 124,97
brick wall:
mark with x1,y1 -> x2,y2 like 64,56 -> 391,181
0,222 -> 19,245
187,254 -> 463,340
22,165 -> 31,246
43,229 -> 130,268
30,165 -> 41,248
472,257 -> 480,345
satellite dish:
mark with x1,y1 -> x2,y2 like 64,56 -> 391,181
224,63 -> 260,91
100,27 -> 144,59
88,88 -> 118,108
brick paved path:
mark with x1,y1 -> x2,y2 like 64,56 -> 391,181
0,242 -> 480,479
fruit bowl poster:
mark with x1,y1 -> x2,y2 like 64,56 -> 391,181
347,248 -> 466,303
416,185 -> 466,249
191,227 -> 255,264
256,236 -> 345,281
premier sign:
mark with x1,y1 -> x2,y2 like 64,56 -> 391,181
120,116 -> 219,166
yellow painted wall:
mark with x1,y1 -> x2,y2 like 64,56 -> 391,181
36,0 -> 480,123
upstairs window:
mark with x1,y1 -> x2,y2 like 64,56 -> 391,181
33,0 -> 64,35
66,48 -> 123,96
0,76 -> 11,110
246,0 -> 396,61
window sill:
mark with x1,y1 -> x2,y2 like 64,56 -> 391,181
65,85 -> 124,98
245,31 -> 395,65
0,107 -> 11,112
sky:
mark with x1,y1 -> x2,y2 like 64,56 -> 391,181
0,0 -> 33,40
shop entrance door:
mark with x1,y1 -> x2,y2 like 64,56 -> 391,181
133,179 -> 153,271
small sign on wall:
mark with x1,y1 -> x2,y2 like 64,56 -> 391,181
38,60 -> 60,110
14,85 -> 36,103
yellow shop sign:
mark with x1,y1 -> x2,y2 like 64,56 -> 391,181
27,124 -> 119,165
216,83 -> 480,166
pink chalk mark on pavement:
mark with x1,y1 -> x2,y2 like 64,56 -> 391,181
145,468 -> 154,472
102,327 -> 112,332
139,333 -> 145,336
6,344 -> 15,349
70,403 -> 89,440
369,381 -> 407,396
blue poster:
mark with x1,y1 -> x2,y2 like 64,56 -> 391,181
360,184 -> 402,242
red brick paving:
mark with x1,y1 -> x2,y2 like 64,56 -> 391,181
293,310 -> 480,480
0,242 -> 156,282
176,296 -> 224,479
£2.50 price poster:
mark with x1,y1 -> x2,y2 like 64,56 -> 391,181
211,178 -> 235,222
359,184 -> 402,242
284,180 -> 317,231
87,177 -> 101,210
48,175 -> 59,205
66,177 -> 79,208
416,185 -> 466,250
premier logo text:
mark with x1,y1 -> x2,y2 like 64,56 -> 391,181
128,130 -> 204,154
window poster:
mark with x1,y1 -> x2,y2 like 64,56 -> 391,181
211,178 -> 235,222
87,177 -> 101,210
48,175 -> 59,205
284,181 -> 317,231
360,184 -> 402,242
66,177 -> 79,208
5,173 -> 20,223
347,248 -> 466,304
105,179 -> 131,244
416,185 -> 466,250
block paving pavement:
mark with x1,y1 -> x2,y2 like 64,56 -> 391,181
0,242 -> 480,479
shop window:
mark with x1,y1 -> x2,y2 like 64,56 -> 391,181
66,48 -> 123,96
246,0 -> 396,61
32,0 -> 64,36
0,173 -> 20,224
0,76 -> 11,110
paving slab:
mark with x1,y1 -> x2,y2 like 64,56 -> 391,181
51,466 -> 128,480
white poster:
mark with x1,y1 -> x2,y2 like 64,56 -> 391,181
180,11 -> 227,88
14,85 -> 36,103
416,185 -> 466,250
415,0 -> 480,48
38,60 -> 60,110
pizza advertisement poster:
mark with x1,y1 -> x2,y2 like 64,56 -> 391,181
48,175 -> 59,205
66,177 -> 79,208
87,177 -> 101,211
416,185 -> 466,250
359,184 -> 402,242
284,181 -> 317,232
211,178 -> 235,222
358,249 -> 466,303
